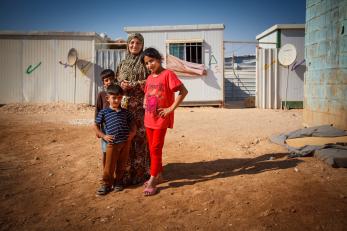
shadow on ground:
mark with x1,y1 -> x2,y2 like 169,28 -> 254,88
161,153 -> 301,189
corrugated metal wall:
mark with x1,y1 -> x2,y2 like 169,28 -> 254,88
139,29 -> 224,105
224,68 -> 256,101
56,39 -> 95,104
304,0 -> 347,129
279,29 -> 305,102
256,30 -> 305,109
256,48 -> 280,109
0,36 -> 97,104
0,39 -> 23,103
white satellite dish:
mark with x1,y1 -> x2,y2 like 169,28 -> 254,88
67,48 -> 78,66
278,43 -> 297,66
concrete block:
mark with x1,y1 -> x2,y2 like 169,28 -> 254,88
326,25 -> 338,41
306,0 -> 321,8
318,41 -> 328,56
339,5 -> 347,20
340,54 -> 347,68
307,43 -> 319,57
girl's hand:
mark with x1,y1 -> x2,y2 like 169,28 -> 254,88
157,107 -> 173,117
103,135 -> 114,143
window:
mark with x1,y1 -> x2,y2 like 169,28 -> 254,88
169,42 -> 203,64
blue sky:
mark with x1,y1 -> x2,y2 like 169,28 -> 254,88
0,0 -> 306,55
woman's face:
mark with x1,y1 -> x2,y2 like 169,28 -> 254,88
128,37 -> 143,55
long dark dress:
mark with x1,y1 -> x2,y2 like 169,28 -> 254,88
116,50 -> 150,185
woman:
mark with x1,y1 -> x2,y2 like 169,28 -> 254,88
116,33 -> 150,185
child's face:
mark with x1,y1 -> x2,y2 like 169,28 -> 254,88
107,94 -> 123,109
128,38 -> 143,55
144,56 -> 161,74
103,77 -> 113,88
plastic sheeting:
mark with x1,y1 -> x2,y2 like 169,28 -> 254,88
270,125 -> 347,167
166,55 -> 206,77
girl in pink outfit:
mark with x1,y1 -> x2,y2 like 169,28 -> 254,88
142,48 -> 188,196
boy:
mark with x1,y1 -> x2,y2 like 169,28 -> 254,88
95,69 -> 115,168
94,84 -> 136,195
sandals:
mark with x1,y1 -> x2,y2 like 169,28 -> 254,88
113,184 -> 124,192
96,185 -> 111,196
144,187 -> 158,196
143,177 -> 166,187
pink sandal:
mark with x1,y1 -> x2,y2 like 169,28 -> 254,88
143,177 -> 166,187
144,187 -> 158,196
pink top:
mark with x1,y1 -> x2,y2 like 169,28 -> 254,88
144,69 -> 182,129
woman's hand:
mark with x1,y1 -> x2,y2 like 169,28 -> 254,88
120,80 -> 132,91
103,135 -> 114,143
157,107 -> 173,117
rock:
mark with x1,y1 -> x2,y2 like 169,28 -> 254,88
269,156 -> 275,160
261,209 -> 275,216
294,167 -> 299,172
244,96 -> 255,108
34,156 -> 40,160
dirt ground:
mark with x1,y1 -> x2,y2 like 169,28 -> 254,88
0,103 -> 346,231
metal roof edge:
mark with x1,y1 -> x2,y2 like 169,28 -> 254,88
0,31 -> 104,40
124,24 -> 225,32
255,24 -> 305,40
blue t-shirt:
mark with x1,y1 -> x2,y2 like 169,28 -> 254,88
95,107 -> 133,144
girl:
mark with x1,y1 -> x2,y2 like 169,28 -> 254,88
142,48 -> 188,196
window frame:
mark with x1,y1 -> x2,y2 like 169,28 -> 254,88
166,39 -> 204,64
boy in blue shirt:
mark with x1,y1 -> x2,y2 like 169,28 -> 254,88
94,84 -> 136,195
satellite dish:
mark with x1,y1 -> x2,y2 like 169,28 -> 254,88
278,44 -> 297,66
67,48 -> 78,66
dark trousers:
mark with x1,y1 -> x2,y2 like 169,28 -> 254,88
102,140 -> 131,187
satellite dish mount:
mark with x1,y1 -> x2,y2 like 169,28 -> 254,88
278,44 -> 297,110
67,48 -> 78,103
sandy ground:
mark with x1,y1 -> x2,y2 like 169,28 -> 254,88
0,103 -> 346,231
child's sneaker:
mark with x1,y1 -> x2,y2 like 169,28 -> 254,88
96,185 -> 111,196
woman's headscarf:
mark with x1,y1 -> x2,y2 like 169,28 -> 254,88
116,33 -> 148,82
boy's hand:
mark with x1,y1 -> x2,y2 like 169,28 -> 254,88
103,135 -> 114,143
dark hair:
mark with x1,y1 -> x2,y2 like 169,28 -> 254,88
100,69 -> 115,81
141,47 -> 162,62
106,84 -> 123,96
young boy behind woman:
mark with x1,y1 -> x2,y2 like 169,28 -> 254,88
95,69 -> 116,168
